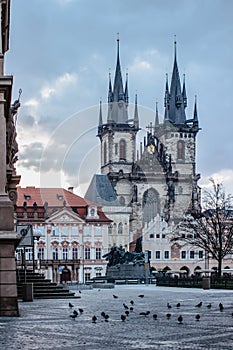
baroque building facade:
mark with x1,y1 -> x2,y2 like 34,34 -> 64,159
85,39 -> 201,273
15,187 -> 111,282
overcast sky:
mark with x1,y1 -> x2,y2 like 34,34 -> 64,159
6,0 -> 233,196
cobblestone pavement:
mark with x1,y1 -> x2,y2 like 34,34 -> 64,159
0,285 -> 233,350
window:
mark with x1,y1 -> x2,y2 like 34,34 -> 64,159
52,226 -> 59,236
96,248 -> 102,260
119,139 -> 126,160
61,226 -> 68,236
198,251 -> 204,259
84,226 -> 90,236
38,226 -> 45,236
177,140 -> 185,160
164,251 -> 169,259
150,234 -> 154,239
156,234 -> 160,239
85,247 -> 90,260
90,208 -> 95,216
72,247 -> 78,260
25,248 -> 33,261
190,251 -> 195,259
85,273 -> 91,282
96,272 -> 102,277
95,226 -> 102,236
118,222 -> 123,234
108,224 -> 112,234
38,247 -> 44,260
181,251 -> 186,259
155,251 -> 160,259
103,142 -> 107,164
52,247 -> 58,260
71,226 -> 78,236
115,143 -> 118,155
62,248 -> 68,260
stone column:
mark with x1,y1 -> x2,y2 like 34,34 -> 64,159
0,0 -> 21,315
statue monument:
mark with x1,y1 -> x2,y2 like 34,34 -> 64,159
0,0 -> 21,316
103,243 -> 151,282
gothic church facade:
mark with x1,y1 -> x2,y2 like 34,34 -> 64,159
85,38 -> 201,251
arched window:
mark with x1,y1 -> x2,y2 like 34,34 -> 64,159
142,188 -> 160,223
103,142 -> 107,165
108,224 -> 112,234
119,196 -> 125,206
177,140 -> 185,160
118,222 -> 123,234
119,139 -> 126,160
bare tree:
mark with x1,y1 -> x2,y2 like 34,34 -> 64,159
171,180 -> 233,277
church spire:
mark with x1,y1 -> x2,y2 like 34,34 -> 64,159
182,74 -> 187,108
133,93 -> 139,129
164,73 -> 170,122
125,71 -> 129,105
98,99 -> 103,126
168,37 -> 186,125
108,71 -> 113,103
193,95 -> 198,128
113,34 -> 124,102
154,101 -> 159,133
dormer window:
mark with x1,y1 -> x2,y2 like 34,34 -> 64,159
57,195 -> 63,201
24,195 -> 31,200
90,208 -> 95,216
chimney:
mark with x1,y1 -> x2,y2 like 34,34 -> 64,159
68,187 -> 74,193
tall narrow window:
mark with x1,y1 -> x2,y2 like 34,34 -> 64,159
52,247 -> 58,260
108,224 -> 113,234
119,139 -> 126,160
96,248 -> 102,260
72,247 -> 78,260
85,247 -> 90,260
118,222 -> 123,234
177,140 -> 185,160
103,142 -> 107,164
62,248 -> 68,260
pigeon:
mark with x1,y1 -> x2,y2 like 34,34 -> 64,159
195,314 -> 200,321
73,310 -> 78,316
125,310 -> 130,316
178,315 -> 183,324
69,302 -> 74,308
167,302 -> 172,309
139,311 -> 150,317
138,294 -> 144,298
152,314 -> 158,320
219,303 -> 224,311
70,313 -> 77,320
78,308 -> 84,314
231,312 -> 233,317
121,314 -> 126,322
101,311 -> 106,318
166,313 -> 171,319
78,290 -> 82,294
176,303 -> 181,308
123,303 -> 129,310
113,294 -> 118,299
104,314 -> 109,322
207,303 -> 211,309
130,300 -> 134,305
195,302 -> 202,308
130,307 -> 134,312
92,315 -> 97,323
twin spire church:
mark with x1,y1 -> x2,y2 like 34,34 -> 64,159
85,38 -> 201,249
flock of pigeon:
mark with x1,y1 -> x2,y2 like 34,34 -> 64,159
68,291 -> 233,325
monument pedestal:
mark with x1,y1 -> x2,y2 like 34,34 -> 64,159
106,263 -> 151,281
0,231 -> 21,316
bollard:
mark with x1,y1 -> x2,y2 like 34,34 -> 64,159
22,283 -> 33,302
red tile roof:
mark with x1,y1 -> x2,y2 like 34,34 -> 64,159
17,187 -> 89,207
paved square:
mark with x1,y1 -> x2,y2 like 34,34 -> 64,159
0,285 -> 233,349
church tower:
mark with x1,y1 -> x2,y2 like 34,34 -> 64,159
97,37 -> 140,206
